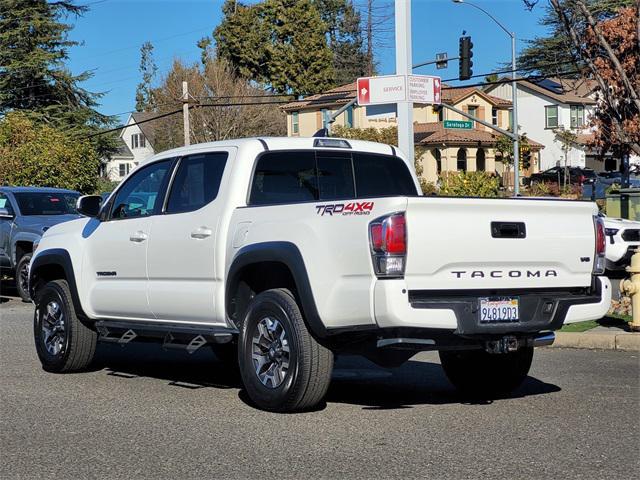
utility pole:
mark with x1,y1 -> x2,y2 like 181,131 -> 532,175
511,34 -> 520,195
395,0 -> 414,163
182,81 -> 190,147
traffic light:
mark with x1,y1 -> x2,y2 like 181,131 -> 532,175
459,36 -> 473,80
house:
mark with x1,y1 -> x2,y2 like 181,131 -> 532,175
101,112 -> 158,181
485,78 -> 600,171
281,82 -> 544,184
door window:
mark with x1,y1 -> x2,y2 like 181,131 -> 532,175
110,160 -> 172,219
166,152 -> 228,214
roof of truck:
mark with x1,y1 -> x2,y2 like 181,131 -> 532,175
147,137 -> 402,163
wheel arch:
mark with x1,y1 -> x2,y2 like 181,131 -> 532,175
225,242 -> 327,339
29,248 -> 87,320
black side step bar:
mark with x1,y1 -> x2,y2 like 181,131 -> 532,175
95,320 -> 238,354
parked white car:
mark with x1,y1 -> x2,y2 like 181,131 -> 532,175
29,137 -> 612,412
602,216 -> 640,272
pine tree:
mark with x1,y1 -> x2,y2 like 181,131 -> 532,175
314,0 -> 368,85
0,1 -> 111,133
135,41 -> 158,112
214,0 -> 335,95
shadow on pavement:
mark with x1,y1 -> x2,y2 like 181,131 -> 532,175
0,277 -> 18,302
90,342 -> 561,411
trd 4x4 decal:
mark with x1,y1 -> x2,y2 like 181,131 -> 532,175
316,202 -> 374,216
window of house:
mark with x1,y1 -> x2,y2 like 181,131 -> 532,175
166,152 -> 228,214
570,105 -> 584,129
433,106 -> 443,122
131,133 -> 146,149
545,105 -> 559,128
492,107 -> 498,125
345,106 -> 354,128
467,106 -> 478,127
119,163 -> 131,177
292,112 -> 299,134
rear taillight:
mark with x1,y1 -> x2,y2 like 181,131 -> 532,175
369,212 -> 407,277
593,216 -> 606,275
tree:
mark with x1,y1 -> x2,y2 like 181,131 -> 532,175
517,0 -> 635,77
0,112 -> 100,193
151,56 -> 287,151
214,0 -> 335,95
314,0 -> 368,85
135,41 -> 157,112
554,128 -> 578,188
0,1 -> 112,138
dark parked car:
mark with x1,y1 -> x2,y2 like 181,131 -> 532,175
523,167 -> 597,187
0,187 -> 80,301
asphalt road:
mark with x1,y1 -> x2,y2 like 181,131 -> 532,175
1,297 -> 639,480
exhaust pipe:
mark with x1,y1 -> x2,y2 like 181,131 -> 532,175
532,332 -> 555,347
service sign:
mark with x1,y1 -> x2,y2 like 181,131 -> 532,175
357,75 -> 406,106
357,75 -> 441,106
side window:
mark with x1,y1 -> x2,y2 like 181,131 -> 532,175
250,152 -> 318,205
110,160 -> 172,220
0,193 -> 15,215
352,153 -> 418,198
317,154 -> 355,200
166,152 -> 228,214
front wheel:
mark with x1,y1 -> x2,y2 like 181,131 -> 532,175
439,346 -> 533,397
238,288 -> 333,412
16,253 -> 32,302
34,279 -> 97,372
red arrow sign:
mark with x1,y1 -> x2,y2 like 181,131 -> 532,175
357,78 -> 370,105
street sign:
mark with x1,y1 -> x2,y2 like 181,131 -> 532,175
435,52 -> 448,69
357,75 -> 406,106
356,75 -> 441,106
444,120 -> 473,129
407,75 -> 441,104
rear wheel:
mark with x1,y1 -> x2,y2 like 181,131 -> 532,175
33,279 -> 97,372
439,346 -> 533,397
16,253 -> 32,302
238,288 -> 333,412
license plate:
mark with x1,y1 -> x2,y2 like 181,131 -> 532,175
479,297 -> 519,322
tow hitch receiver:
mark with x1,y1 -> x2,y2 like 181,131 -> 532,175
485,335 -> 519,354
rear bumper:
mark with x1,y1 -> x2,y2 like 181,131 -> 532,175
373,276 -> 611,333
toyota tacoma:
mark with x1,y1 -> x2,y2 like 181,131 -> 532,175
29,137 -> 611,412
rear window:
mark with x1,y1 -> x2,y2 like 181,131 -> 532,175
14,192 -> 79,216
249,151 -> 417,205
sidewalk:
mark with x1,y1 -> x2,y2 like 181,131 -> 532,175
551,318 -> 640,351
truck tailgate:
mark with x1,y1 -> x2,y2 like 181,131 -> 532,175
404,197 -> 598,290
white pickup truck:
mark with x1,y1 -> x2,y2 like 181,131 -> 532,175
29,137 -> 611,412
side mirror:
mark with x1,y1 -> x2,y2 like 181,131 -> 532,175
76,195 -> 102,217
0,207 -> 14,219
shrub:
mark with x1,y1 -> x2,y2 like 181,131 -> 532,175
439,171 -> 500,198
0,112 -> 100,193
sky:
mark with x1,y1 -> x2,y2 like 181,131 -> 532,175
66,0 -> 549,124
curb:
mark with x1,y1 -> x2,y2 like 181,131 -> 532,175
550,332 -> 640,351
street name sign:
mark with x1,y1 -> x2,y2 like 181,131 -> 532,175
357,74 -> 441,106
444,120 -> 473,129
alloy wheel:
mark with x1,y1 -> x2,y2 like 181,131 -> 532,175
251,317 -> 290,388
40,300 -> 66,356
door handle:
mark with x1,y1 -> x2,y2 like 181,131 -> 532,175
129,231 -> 148,243
190,226 -> 213,239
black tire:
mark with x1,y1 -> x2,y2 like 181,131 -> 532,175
16,253 -> 32,302
238,288 -> 333,412
33,279 -> 97,373
439,346 -> 534,397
